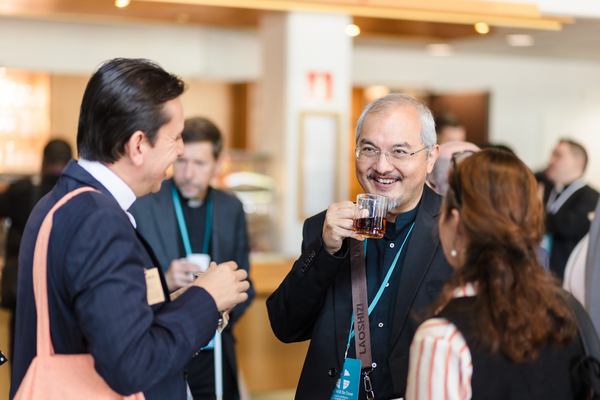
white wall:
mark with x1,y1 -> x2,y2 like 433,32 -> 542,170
353,44 -> 600,189
0,16 -> 261,80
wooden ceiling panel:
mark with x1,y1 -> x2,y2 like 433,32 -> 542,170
0,0 -> 262,27
355,16 -> 489,39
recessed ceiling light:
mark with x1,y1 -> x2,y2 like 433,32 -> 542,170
506,34 -> 534,47
426,44 -> 453,57
474,22 -> 490,34
345,24 -> 361,37
115,0 -> 130,8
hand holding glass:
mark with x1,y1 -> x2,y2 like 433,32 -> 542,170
353,194 -> 388,239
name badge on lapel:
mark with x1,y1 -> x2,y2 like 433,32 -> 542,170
145,267 -> 166,306
329,358 -> 361,400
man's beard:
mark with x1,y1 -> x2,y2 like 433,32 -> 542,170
386,196 -> 404,213
366,172 -> 404,213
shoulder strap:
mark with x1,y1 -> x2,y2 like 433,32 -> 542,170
33,187 -> 99,357
349,238 -> 374,400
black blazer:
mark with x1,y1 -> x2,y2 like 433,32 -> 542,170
266,185 -> 453,399
546,184 -> 599,279
11,161 -> 219,400
129,179 -> 255,388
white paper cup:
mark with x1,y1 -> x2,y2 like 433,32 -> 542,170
185,253 -> 211,277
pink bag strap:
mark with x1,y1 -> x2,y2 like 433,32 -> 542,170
32,187 -> 99,357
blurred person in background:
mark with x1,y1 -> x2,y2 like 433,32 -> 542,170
426,141 -> 480,195
435,112 -> 466,145
542,139 -> 599,280
267,93 -> 452,400
406,149 -> 586,400
0,139 -> 72,364
130,116 -> 254,400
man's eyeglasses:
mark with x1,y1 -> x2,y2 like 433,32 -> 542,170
355,145 -> 429,164
451,150 -> 475,205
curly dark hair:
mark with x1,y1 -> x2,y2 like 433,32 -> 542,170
433,148 -> 577,362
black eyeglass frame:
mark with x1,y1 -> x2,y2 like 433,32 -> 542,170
355,145 -> 430,164
451,150 -> 476,205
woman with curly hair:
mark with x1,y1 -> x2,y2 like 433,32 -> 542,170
406,149 -> 586,400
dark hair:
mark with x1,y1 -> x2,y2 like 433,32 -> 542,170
479,142 -> 516,155
435,111 -> 462,133
560,139 -> 589,172
435,148 -> 576,362
77,58 -> 185,163
42,139 -> 72,168
181,117 -> 223,159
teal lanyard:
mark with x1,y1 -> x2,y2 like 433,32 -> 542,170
171,184 -> 212,256
345,222 -> 415,355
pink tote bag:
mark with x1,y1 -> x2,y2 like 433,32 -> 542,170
14,187 -> 145,400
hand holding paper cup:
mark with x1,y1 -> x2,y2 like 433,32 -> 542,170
186,253 -> 211,278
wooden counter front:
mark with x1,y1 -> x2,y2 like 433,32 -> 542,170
234,255 -> 310,393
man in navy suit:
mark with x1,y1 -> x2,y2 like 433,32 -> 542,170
131,117 -> 255,400
10,58 -> 249,400
267,93 -> 453,400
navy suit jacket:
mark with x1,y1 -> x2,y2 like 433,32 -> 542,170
266,185 -> 453,399
10,160 -> 219,400
129,179 -> 255,383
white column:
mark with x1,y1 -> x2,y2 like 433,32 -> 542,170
257,11 -> 353,256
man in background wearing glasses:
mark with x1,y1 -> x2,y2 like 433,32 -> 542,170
267,93 -> 453,400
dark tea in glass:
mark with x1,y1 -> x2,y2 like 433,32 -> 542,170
354,193 -> 388,239
354,217 -> 386,239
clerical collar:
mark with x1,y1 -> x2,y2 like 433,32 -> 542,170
176,185 -> 211,208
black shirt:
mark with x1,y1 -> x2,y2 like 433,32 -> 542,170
175,187 -> 211,258
347,201 -> 419,400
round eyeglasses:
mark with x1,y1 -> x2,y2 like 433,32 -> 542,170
355,145 -> 429,164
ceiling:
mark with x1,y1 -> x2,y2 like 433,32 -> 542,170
0,0 -> 599,62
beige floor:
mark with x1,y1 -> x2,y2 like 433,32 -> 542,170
0,308 -> 10,400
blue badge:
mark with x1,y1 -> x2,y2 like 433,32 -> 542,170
541,233 -> 553,254
202,332 -> 216,350
329,358 -> 361,400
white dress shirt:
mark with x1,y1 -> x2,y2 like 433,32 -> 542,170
77,159 -> 138,228
406,283 -> 476,400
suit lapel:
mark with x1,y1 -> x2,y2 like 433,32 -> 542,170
135,229 -> 171,309
153,180 -> 181,269
389,186 -> 441,348
210,189 -> 221,264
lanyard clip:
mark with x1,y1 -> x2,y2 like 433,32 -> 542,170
362,370 -> 375,400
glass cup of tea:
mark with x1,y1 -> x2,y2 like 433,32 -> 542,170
354,193 -> 388,239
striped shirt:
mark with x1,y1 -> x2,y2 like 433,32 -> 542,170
405,283 -> 476,400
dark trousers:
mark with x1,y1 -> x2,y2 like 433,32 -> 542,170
187,350 -> 238,400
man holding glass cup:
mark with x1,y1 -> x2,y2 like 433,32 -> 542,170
267,93 -> 453,400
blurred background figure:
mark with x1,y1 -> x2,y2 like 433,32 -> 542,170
131,117 -> 254,400
426,141 -> 480,195
542,139 -> 599,281
407,149 -> 586,400
435,112 -> 466,145
480,142 -> 516,155
0,139 -> 72,365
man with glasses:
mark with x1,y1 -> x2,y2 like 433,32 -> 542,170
267,93 -> 453,400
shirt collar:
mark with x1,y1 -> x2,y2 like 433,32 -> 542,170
77,159 -> 138,227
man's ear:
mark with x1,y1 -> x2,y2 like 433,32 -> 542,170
124,131 -> 147,167
426,144 -> 440,174
213,153 -> 227,178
